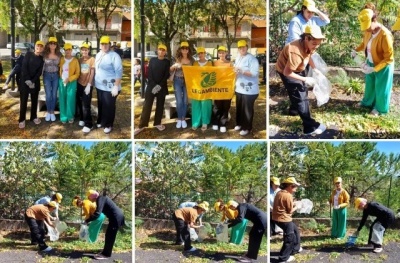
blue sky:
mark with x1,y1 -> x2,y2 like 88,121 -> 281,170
333,141 -> 400,155
211,141 -> 262,151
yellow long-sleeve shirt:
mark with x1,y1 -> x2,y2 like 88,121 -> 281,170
82,199 -> 96,220
355,25 -> 394,72
220,205 -> 238,222
59,56 -> 80,82
329,188 -> 350,208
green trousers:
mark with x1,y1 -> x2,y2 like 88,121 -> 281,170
191,99 -> 212,128
59,79 -> 77,122
361,62 -> 394,114
331,207 -> 347,238
88,213 -> 106,243
230,218 -> 248,244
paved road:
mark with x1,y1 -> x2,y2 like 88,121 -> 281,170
0,250 -> 132,262
270,242 -> 400,263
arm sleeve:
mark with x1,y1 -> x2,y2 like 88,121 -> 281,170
249,57 -> 259,77
357,210 -> 369,232
228,205 -> 245,228
32,59 -> 44,84
374,32 -> 394,72
69,59 -> 81,82
113,54 -> 123,80
339,190 -> 350,208
86,197 -> 104,223
286,20 -> 302,44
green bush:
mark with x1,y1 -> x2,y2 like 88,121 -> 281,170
302,219 -> 328,234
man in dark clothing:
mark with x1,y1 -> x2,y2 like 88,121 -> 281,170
354,198 -> 395,253
19,41 -> 45,128
134,43 -> 170,136
227,201 -> 267,263
3,49 -> 24,91
86,190 -> 125,260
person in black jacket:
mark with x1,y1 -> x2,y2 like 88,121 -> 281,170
19,41 -> 45,129
227,201 -> 268,263
134,43 -> 170,136
353,198 -> 395,253
3,49 -> 24,91
85,190 -> 125,260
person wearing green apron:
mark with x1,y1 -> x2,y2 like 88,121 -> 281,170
329,177 -> 350,239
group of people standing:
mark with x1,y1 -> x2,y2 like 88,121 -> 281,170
276,0 -> 398,135
4,36 -> 123,134
25,190 -> 125,260
134,39 -> 260,137
270,176 -> 396,262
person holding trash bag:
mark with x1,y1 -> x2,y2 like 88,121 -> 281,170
85,190 -> 125,260
270,177 -> 283,237
178,201 -> 209,225
276,25 -> 326,136
272,177 -> 302,263
35,192 -> 63,220
25,201 -> 57,252
172,203 -> 207,251
353,197 -> 395,253
72,195 -> 105,243
329,177 -> 350,239
226,200 -> 267,263
214,199 -> 248,245
351,4 -> 394,116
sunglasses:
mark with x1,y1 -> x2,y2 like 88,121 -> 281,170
181,47 -> 189,50
49,42 -> 57,45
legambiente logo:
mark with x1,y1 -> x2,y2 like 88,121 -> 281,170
200,72 -> 217,88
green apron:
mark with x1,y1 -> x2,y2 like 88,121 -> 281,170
88,213 -> 106,243
230,218 -> 248,244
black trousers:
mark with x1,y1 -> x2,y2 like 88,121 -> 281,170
212,99 -> 231,127
235,93 -> 258,131
270,212 -> 278,235
19,83 -> 39,122
246,223 -> 266,259
102,216 -> 125,257
276,221 -> 301,262
25,214 -> 47,250
76,83 -> 93,128
139,86 -> 166,128
278,72 -> 320,134
96,88 -> 118,128
172,214 -> 192,250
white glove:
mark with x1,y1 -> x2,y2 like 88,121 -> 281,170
152,84 -> 162,94
362,64 -> 374,74
304,77 -> 316,87
173,62 -> 182,69
84,84 -> 91,95
111,85 -> 119,97
25,80 -> 33,87
334,205 -> 340,209
351,50 -> 357,58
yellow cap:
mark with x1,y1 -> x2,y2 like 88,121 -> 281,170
116,43 -> 121,47
72,199 -> 78,207
197,203 -> 208,211
15,49 -> 21,54
81,43 -> 90,49
227,200 -> 238,208
35,40 -> 44,46
354,197 -> 367,209
271,176 -> 280,186
392,11 -> 400,31
180,41 -> 189,47
200,201 -> 209,208
303,0 -> 317,13
196,47 -> 206,53
48,201 -> 57,208
218,46 -> 227,51
100,36 -> 111,44
334,177 -> 342,183
304,25 -> 325,39
282,177 -> 301,186
144,57 -> 149,62
86,189 -> 99,199
214,201 -> 222,212
158,43 -> 167,50
237,40 -> 247,48
358,9 -> 373,31
63,43 -> 72,50
55,193 -> 63,203
48,37 -> 57,43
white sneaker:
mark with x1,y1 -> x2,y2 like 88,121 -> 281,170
220,126 -> 227,133
373,247 -> 383,253
78,121 -> 85,127
97,123 -> 102,128
239,130 -> 249,136
41,246 -> 52,252
176,120 -> 182,128
186,247 -> 197,252
104,127 -> 112,134
238,256 -> 253,263
370,109 -> 379,116
286,255 -> 295,262
2,84 -> 8,90
45,113 -> 51,122
82,126 -> 93,133
19,121 -> 25,129
305,123 -> 326,135
181,120 -> 187,128
298,247 -> 303,252
50,114 -> 56,122
234,125 -> 241,131
212,125 -> 218,130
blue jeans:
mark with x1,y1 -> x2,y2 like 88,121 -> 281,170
173,77 -> 188,119
43,71 -> 59,112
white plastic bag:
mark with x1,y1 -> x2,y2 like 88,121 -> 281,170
79,224 -> 89,241
311,53 -> 328,75
55,220 -> 68,234
197,225 -> 207,242
298,199 -> 313,214
45,222 -> 59,241
189,227 -> 198,241
312,70 -> 332,107
371,222 -> 385,245
215,223 -> 229,243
